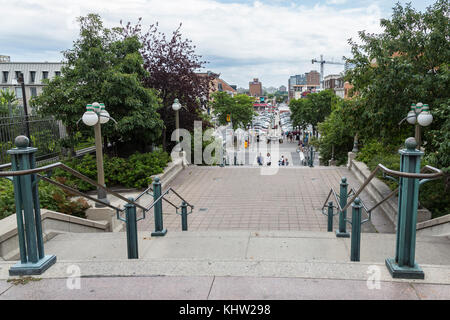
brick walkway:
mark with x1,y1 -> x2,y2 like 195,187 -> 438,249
137,166 -> 394,233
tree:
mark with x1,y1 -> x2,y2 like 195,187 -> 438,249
32,14 -> 163,155
121,19 -> 215,150
345,0 -> 450,155
211,92 -> 256,130
289,89 -> 336,134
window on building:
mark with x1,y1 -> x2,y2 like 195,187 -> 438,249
55,71 -> 61,77
30,87 -> 37,97
30,71 -> 36,83
15,71 -> 21,80
42,71 -> 49,81
2,71 -> 8,83
15,87 -> 23,99
218,83 -> 223,91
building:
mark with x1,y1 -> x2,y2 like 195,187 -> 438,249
292,84 -> 321,99
306,70 -> 320,86
288,74 -> 306,100
197,71 -> 237,114
279,85 -> 287,92
249,78 -> 262,97
0,56 -> 64,112
324,74 -> 345,98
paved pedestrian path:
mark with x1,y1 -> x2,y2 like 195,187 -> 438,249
134,166 -> 394,233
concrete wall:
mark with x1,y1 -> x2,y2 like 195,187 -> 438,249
0,209 -> 108,261
417,214 -> 450,239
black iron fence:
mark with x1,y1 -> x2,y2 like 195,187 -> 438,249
0,114 -> 67,164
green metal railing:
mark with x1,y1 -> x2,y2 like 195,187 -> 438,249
0,135 -> 194,275
321,138 -> 443,279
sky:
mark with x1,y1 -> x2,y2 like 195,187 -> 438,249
0,0 -> 437,88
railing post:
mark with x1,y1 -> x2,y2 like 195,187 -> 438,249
181,201 -> 188,231
151,177 -> 167,236
336,177 -> 350,238
7,136 -> 56,276
386,137 -> 424,279
327,201 -> 333,232
125,197 -> 138,259
350,198 -> 362,262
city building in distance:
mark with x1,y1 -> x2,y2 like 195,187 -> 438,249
249,78 -> 262,97
0,55 -> 64,113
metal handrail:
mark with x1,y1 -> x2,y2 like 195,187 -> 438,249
343,164 -> 442,213
1,160 -> 195,220
321,164 -> 443,221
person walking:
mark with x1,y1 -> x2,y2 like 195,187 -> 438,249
266,153 -> 271,166
257,153 -> 263,166
285,158 -> 289,166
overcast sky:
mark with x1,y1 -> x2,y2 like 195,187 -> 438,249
0,0 -> 436,88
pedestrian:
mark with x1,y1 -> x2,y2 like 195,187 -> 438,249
285,158 -> 289,166
266,153 -> 271,166
257,153 -> 263,166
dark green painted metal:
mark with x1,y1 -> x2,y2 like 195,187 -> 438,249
7,136 -> 56,276
350,198 -> 362,262
386,137 -> 424,279
327,201 -> 333,232
336,177 -> 350,238
181,201 -> 188,231
10,154 -> 27,264
151,177 -> 167,236
125,197 -> 138,259
30,152 -> 44,259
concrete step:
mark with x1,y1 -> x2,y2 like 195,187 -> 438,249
1,230 -> 448,285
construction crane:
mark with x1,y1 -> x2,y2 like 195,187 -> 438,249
312,55 -> 345,88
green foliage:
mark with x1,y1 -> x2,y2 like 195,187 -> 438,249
211,92 -> 256,130
0,89 -> 21,116
345,0 -> 450,149
32,14 -> 163,153
290,89 -> 337,133
53,150 -> 171,191
316,99 -> 356,165
0,178 -> 90,220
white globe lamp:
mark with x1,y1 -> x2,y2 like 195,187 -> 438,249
99,103 -> 110,124
172,98 -> 181,111
406,104 -> 417,125
417,104 -> 433,127
82,104 -> 98,126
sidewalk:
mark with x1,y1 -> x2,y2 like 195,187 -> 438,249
1,274 -> 449,299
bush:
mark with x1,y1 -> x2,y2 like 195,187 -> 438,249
53,149 -> 171,191
0,178 -> 90,220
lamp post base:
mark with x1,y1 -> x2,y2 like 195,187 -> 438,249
95,197 -> 110,208
336,231 -> 350,238
9,255 -> 56,276
151,229 -> 167,237
385,258 -> 424,279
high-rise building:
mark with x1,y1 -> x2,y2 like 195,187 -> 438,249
249,78 -> 262,97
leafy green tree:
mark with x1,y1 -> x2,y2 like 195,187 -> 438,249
211,92 -> 256,130
345,0 -> 450,159
289,89 -> 336,134
32,14 -> 163,154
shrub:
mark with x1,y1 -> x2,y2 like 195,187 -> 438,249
0,178 -> 90,220
53,150 -> 171,191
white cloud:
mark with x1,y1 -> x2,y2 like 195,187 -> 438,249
0,0 -> 384,87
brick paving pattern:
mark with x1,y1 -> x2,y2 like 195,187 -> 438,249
137,166 -> 385,233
